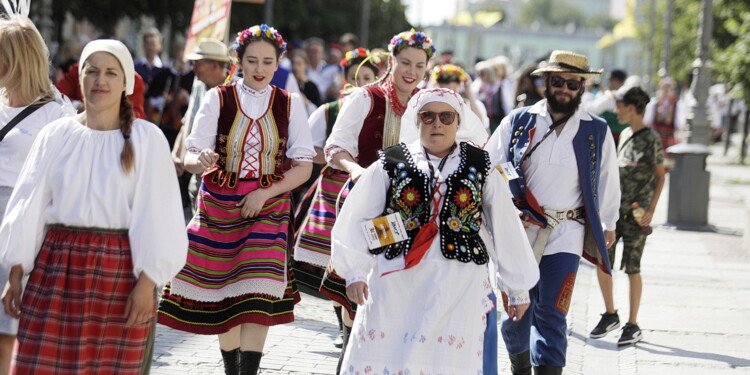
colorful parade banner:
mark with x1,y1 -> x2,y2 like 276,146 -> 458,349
184,0 -> 232,59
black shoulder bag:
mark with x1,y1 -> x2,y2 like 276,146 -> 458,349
0,102 -> 46,143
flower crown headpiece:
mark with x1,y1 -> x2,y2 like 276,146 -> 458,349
388,29 -> 435,59
339,47 -> 381,69
432,64 -> 466,83
234,24 -> 287,54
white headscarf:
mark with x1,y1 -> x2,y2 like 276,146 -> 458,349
79,39 -> 135,95
399,88 -> 489,147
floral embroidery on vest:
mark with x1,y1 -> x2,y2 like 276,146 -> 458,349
371,142 -> 490,265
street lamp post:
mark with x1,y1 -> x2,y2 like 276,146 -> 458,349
659,0 -> 674,77
665,0 -> 714,230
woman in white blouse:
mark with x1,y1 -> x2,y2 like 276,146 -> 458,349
0,15 -> 72,374
0,39 -> 187,374
331,88 -> 539,374
157,25 -> 314,375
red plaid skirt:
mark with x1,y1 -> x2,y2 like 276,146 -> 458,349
12,225 -> 151,375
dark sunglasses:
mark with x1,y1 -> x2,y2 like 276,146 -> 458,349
418,111 -> 458,125
550,75 -> 583,91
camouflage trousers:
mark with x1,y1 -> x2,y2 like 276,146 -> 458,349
608,215 -> 648,274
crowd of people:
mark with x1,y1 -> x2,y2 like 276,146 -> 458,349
0,5 -> 739,375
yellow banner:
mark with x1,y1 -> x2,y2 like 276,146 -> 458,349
184,0 -> 232,59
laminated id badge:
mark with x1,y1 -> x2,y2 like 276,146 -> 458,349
496,162 -> 520,181
361,213 -> 409,250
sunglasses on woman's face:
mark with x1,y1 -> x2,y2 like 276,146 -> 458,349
549,75 -> 583,91
418,111 -> 458,125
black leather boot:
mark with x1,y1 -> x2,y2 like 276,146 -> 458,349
333,305 -> 344,348
509,351 -> 532,375
220,348 -> 239,375
534,365 -> 563,375
239,350 -> 263,375
336,324 -> 353,374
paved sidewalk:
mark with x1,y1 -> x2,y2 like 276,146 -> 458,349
151,144 -> 750,375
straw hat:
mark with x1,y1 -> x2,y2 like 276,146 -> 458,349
531,50 -> 602,79
186,38 -> 231,62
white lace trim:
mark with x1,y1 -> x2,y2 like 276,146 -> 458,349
293,246 -> 331,268
508,291 -> 531,307
238,82 -> 271,97
169,276 -> 287,302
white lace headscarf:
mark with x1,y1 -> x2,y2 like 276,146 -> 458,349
399,88 -> 489,147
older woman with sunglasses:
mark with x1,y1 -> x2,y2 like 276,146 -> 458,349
330,88 -> 538,373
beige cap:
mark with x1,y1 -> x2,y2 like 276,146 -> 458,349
532,50 -> 602,79
185,38 -> 231,62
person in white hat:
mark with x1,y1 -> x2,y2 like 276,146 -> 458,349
0,39 -> 188,374
331,88 -> 538,374
484,50 -> 621,375
171,38 -> 233,220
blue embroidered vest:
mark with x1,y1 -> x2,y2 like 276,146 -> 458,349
505,106 -> 612,274
371,142 -> 490,265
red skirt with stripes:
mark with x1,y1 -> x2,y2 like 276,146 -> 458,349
12,225 -> 151,375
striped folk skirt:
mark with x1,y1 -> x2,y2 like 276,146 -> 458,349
158,179 -> 300,335
12,225 -> 151,375
294,170 -> 349,267
292,173 -> 358,320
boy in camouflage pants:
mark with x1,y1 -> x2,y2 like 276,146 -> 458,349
590,87 -> 666,346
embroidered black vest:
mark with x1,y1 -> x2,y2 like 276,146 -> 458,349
371,142 -> 491,265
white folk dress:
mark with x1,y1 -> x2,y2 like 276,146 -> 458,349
0,117 -> 189,284
331,140 -> 539,375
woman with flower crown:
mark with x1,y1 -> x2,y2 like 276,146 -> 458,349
292,46 -> 381,369
432,63 -> 491,133
319,29 -> 432,370
157,24 -> 315,375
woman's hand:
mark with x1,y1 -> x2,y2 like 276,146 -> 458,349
462,75 -> 475,99
2,265 -> 23,318
350,166 -> 367,183
346,281 -> 369,305
124,274 -> 156,328
237,189 -> 270,218
508,303 -> 530,322
196,148 -> 219,172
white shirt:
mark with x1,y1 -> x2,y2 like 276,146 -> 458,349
0,118 -> 188,284
308,100 -> 340,149
485,99 -> 620,257
323,88 -> 375,167
584,90 -> 616,116
332,140 -> 539,303
307,62 -> 340,98
0,101 -> 66,188
186,82 -> 315,172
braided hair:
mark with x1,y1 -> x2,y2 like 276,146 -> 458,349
118,91 -> 135,172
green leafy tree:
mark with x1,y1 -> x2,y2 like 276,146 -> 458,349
637,0 -> 748,91
713,0 -> 750,105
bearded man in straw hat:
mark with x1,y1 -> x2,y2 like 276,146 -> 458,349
171,38 -> 233,220
485,50 -> 621,375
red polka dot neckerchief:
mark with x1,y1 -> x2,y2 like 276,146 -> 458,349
383,79 -> 418,117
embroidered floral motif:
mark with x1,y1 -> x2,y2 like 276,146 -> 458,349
447,216 -> 462,232
402,187 -> 421,206
453,187 -> 472,207
404,217 -> 420,230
